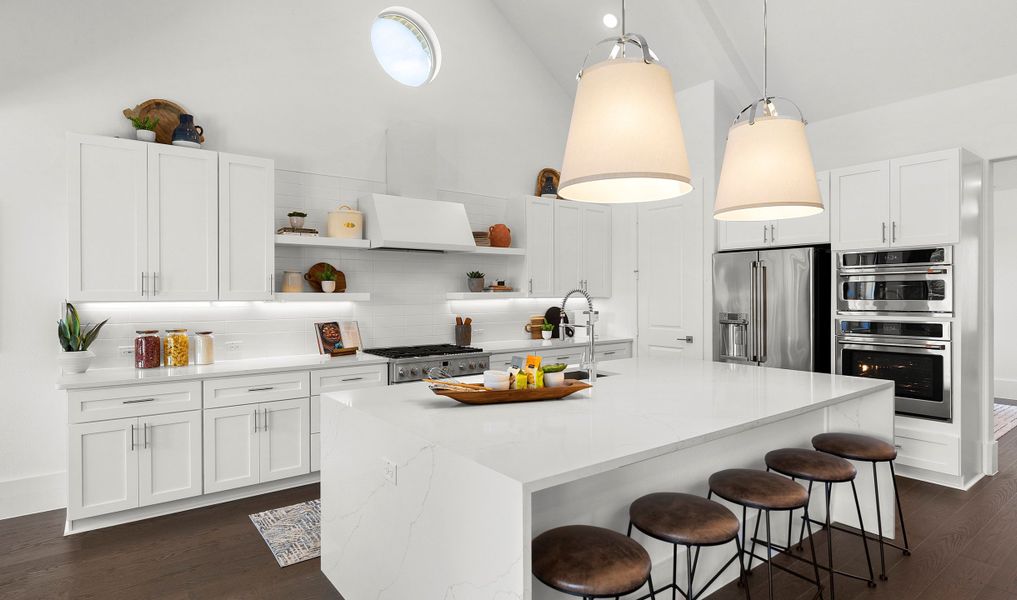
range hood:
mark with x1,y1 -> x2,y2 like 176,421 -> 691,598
359,194 -> 477,252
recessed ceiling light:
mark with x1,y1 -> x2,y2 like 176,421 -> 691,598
602,13 -> 618,28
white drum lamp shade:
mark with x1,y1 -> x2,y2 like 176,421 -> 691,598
558,58 -> 693,203
714,115 -> 824,221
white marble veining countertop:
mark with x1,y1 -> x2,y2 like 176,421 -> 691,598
324,356 -> 892,491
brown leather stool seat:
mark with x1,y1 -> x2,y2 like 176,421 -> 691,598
630,492 -> 740,546
812,432 -> 897,462
765,448 -> 857,482
709,468 -> 809,511
532,524 -> 652,598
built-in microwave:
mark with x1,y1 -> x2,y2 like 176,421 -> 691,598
836,247 -> 952,315
836,319 -> 952,421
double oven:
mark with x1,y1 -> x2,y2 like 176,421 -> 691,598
835,247 -> 953,421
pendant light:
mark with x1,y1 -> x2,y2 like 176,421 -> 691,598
714,0 -> 822,221
558,0 -> 693,204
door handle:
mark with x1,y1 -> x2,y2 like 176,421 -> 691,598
892,221 -> 898,244
770,224 -> 775,243
763,226 -> 768,244
759,262 -> 768,363
140,272 -> 146,297
143,423 -> 149,449
528,278 -> 533,294
253,409 -> 259,433
152,272 -> 159,296
676,336 -> 694,343
750,260 -> 758,362
269,273 -> 274,296
130,424 -> 135,451
882,222 -> 887,244
263,408 -> 270,431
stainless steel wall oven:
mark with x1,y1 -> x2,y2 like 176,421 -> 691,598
836,247 -> 952,315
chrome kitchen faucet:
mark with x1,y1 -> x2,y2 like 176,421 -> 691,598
559,288 -> 598,383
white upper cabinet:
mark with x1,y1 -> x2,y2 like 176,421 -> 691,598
219,153 -> 275,300
716,171 -> 830,251
831,160 -> 891,250
552,200 -> 613,297
68,134 -> 148,301
147,145 -> 219,300
553,201 -> 583,296
581,204 -> 612,297
524,197 -> 555,297
890,150 -> 961,247
717,220 -> 767,251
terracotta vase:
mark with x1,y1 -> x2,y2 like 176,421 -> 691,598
489,224 -> 511,248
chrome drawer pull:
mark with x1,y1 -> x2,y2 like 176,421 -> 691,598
555,356 -> 569,360
602,351 -> 616,356
248,386 -> 275,392
123,398 -> 156,404
341,376 -> 364,382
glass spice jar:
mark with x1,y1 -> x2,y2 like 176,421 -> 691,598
164,329 -> 190,367
194,331 -> 215,365
134,330 -> 161,369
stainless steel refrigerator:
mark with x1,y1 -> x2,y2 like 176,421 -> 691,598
713,246 -> 831,373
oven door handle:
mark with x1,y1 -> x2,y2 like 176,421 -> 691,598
838,267 -> 950,276
837,339 -> 948,351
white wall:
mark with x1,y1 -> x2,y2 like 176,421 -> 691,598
0,0 -> 572,517
994,184 -> 1017,400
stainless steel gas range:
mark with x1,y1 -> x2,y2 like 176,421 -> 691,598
364,344 -> 491,383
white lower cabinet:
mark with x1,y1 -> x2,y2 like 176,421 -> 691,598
68,410 -> 201,520
204,398 -> 310,493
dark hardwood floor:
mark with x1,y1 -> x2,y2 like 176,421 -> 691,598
5,431 -> 1017,599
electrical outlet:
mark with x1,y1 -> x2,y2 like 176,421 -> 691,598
118,346 -> 135,358
382,458 -> 397,485
225,341 -> 242,354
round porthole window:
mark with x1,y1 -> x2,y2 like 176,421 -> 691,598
371,7 -> 441,87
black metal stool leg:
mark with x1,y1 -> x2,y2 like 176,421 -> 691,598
871,462 -> 887,580
687,544 -> 694,600
889,462 -> 911,555
824,482 -> 835,600
748,508 -> 762,570
735,535 -> 751,600
803,507 -> 825,600
850,480 -> 876,586
765,510 -> 774,600
673,543 -> 679,600
797,479 -> 815,551
740,505 -> 752,581
648,572 -> 657,600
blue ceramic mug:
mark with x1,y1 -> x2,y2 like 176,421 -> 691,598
172,114 -> 203,145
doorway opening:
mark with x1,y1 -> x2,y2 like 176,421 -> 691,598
991,157 -> 1017,444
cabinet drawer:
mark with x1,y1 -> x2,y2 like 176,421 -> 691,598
311,364 -> 387,395
893,426 -> 960,476
539,348 -> 586,365
596,342 -> 632,362
311,396 -> 320,434
203,371 -> 310,409
311,432 -> 321,472
69,381 -> 202,424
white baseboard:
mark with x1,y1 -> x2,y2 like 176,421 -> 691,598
0,471 -> 66,520
995,377 -> 1017,400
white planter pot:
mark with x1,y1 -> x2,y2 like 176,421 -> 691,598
59,350 -> 95,374
321,281 -> 336,293
136,129 -> 156,142
544,372 -> 565,388
289,216 -> 305,228
541,330 -> 553,340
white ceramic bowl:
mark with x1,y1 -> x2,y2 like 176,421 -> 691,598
544,371 -> 565,388
484,370 -> 511,390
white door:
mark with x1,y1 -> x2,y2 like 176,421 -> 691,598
68,418 -> 139,519
581,204 -> 612,297
203,404 -> 260,493
147,144 -> 219,300
831,161 -> 890,250
637,187 -> 704,359
259,398 -> 311,483
718,221 -> 768,250
775,171 -> 831,246
890,150 -> 960,247
553,201 -> 583,295
219,153 -> 275,300
138,410 -> 202,507
67,134 -> 148,301
525,197 -> 555,296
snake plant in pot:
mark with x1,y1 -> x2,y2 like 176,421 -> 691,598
57,302 -> 108,373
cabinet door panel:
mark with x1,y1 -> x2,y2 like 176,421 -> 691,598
219,153 -> 275,300
203,404 -> 260,493
890,150 -> 960,247
525,197 -> 555,296
260,398 -> 311,483
139,411 -> 202,507
775,171 -> 831,246
68,134 -> 148,301
553,201 -> 582,295
68,418 -> 139,519
147,145 -> 219,300
581,205 -> 612,297
718,221 -> 767,250
831,161 -> 890,250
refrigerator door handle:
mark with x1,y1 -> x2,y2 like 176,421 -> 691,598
749,260 -> 758,362
759,261 -> 768,364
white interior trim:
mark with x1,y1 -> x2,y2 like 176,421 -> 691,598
0,471 -> 66,520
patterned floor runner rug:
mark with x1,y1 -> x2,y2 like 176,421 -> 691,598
250,499 -> 321,567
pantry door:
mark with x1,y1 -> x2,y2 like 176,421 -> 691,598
637,183 -> 704,359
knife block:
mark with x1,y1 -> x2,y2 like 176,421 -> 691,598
455,324 -> 472,346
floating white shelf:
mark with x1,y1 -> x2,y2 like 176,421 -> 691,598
274,292 -> 372,302
471,246 -> 526,256
275,235 -> 371,249
446,291 -> 527,300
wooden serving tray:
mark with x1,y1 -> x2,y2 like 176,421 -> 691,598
431,380 -> 591,405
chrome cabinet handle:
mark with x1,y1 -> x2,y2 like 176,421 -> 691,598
253,409 -> 259,433
263,408 -> 269,431
763,226 -> 768,244
123,398 -> 156,404
130,424 -> 135,451
341,376 -> 364,382
770,224 -> 776,243
269,273 -> 274,296
140,272 -> 146,297
882,222 -> 887,243
528,278 -> 533,294
143,423 -> 149,449
602,351 -> 616,355
248,386 -> 275,392
153,272 -> 159,296
892,221 -> 898,243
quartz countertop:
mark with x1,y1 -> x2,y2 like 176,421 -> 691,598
323,356 -> 893,491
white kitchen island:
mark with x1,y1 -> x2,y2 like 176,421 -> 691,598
320,357 -> 895,600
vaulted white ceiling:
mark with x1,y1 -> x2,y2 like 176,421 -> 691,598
492,0 -> 1017,122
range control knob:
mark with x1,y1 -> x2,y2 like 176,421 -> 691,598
468,362 -> 476,370
458,363 -> 467,371
410,367 -> 419,377
479,361 -> 488,369
397,368 -> 405,377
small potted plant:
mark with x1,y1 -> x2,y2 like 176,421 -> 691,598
57,302 -> 108,374
540,319 -> 555,340
319,265 -> 338,293
129,115 -> 159,142
467,271 -> 485,293
288,211 -> 307,228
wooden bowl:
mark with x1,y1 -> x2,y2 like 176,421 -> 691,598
304,263 -> 346,292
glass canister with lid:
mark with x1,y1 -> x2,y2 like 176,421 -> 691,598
194,331 -> 215,365
134,330 -> 161,369
164,329 -> 190,367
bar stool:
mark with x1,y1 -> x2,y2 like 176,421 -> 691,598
627,492 -> 748,600
812,433 -> 910,581
709,469 -> 824,600
532,524 -> 656,600
765,448 -> 876,599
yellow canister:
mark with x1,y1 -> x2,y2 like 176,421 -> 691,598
327,204 -> 364,239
